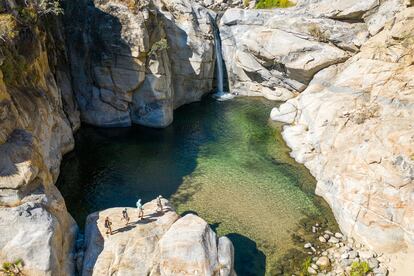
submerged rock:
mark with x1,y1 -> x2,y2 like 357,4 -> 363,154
81,199 -> 235,276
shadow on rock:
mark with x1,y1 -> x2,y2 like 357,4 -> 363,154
227,233 -> 266,276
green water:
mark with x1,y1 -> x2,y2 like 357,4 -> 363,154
57,97 -> 337,275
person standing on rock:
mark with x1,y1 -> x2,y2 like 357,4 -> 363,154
157,195 -> 164,213
121,208 -> 130,225
104,217 -> 113,235
136,199 -> 144,220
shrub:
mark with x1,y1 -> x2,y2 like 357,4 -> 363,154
243,0 -> 250,7
1,259 -> 24,276
148,38 -> 169,57
350,261 -> 371,276
255,0 -> 294,9
0,14 -> 18,42
31,0 -> 63,17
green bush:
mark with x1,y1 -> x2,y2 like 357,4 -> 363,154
255,0 -> 294,9
148,38 -> 169,57
350,261 -> 371,276
32,0 -> 63,17
1,259 -> 24,276
0,14 -> 18,41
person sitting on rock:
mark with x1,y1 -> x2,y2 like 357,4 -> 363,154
104,217 -> 112,235
157,195 -> 164,213
136,199 -> 144,220
121,208 -> 130,225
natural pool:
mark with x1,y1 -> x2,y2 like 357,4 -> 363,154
57,97 -> 338,275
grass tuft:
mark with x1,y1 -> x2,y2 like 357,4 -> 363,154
255,0 -> 294,9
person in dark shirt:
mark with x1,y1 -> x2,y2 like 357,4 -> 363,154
121,208 -> 130,225
104,217 -> 112,235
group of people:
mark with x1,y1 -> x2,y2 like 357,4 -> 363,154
104,195 -> 164,235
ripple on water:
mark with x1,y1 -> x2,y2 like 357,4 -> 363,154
57,97 -> 338,275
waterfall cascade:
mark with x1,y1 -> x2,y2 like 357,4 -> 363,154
209,14 -> 235,101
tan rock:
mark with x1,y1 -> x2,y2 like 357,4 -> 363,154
272,6 -> 414,259
82,199 -> 236,276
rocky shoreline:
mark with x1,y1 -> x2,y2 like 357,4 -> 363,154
301,224 -> 390,276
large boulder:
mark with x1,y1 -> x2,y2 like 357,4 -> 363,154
82,199 -> 235,276
272,7 -> 414,256
65,0 -> 215,128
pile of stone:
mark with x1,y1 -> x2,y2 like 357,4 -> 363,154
303,225 -> 390,276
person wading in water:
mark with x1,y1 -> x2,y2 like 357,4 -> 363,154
157,195 -> 164,213
104,217 -> 113,235
136,199 -> 144,220
121,208 -> 130,225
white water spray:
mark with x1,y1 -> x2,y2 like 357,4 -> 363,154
209,14 -> 234,101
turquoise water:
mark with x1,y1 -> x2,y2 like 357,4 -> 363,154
57,97 -> 337,275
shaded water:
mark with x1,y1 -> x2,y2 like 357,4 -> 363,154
57,97 -> 337,275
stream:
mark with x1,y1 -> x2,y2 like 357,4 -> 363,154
57,96 -> 338,275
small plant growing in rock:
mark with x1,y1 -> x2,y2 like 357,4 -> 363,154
300,256 -> 312,276
308,24 -> 328,42
31,0 -> 63,17
0,14 -> 18,42
255,0 -> 294,9
148,38 -> 169,57
243,0 -> 250,7
350,261 -> 371,276
0,259 -> 24,276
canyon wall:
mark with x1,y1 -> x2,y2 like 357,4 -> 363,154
0,1 -> 79,274
0,0 -> 218,274
65,0 -> 216,128
219,0 -> 408,101
261,0 -> 414,258
272,6 -> 414,253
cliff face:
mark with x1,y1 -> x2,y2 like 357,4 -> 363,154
0,1 -> 79,274
0,0 -> 217,274
271,1 -> 414,257
65,0 -> 215,128
219,0 -> 407,101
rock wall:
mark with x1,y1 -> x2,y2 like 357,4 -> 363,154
0,1 -> 79,274
81,199 -> 236,276
272,6 -> 414,256
219,0 -> 407,101
0,0 -> 221,274
65,0 -> 215,128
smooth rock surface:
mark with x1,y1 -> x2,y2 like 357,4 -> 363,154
272,5 -> 414,268
66,0 -> 215,128
82,199 -> 235,276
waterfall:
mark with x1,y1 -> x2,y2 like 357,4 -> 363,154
209,14 -> 234,101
